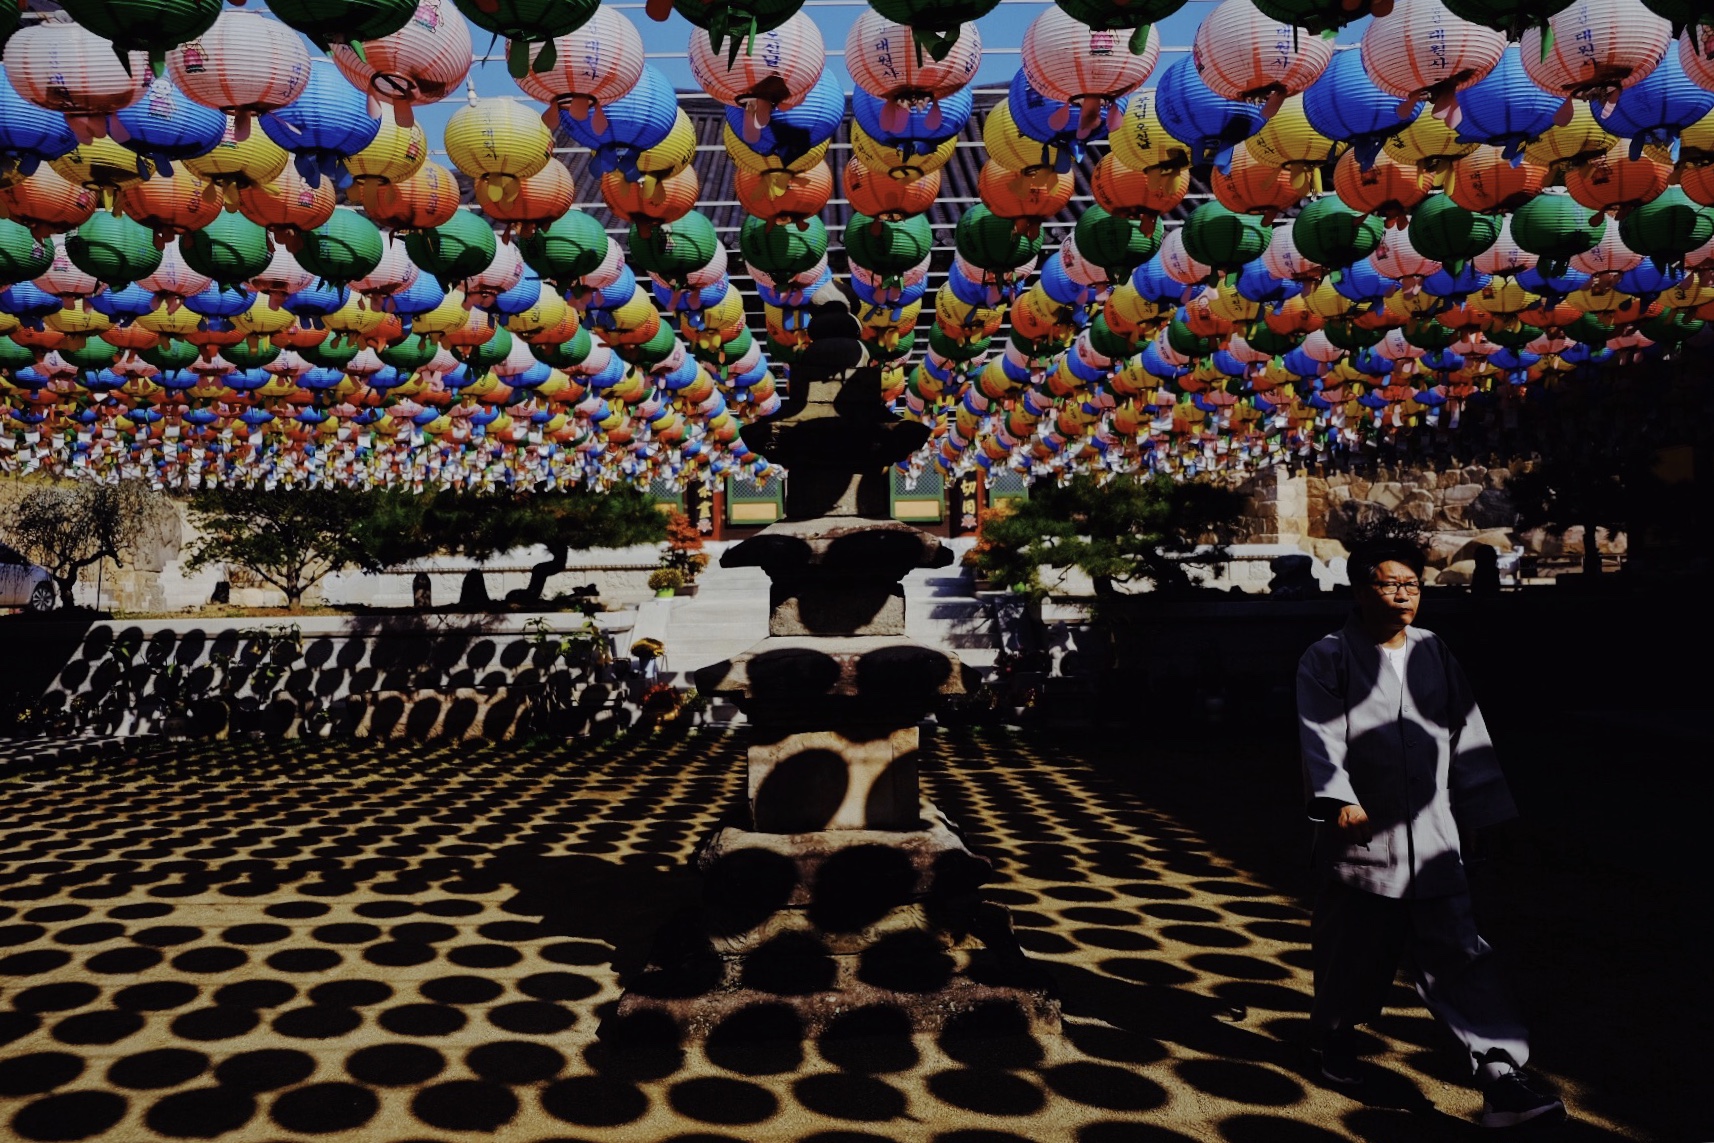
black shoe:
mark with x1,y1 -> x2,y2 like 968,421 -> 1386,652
1481,1071 -> 1566,1128
1316,1041 -> 1364,1087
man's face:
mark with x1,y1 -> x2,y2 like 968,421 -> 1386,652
1354,558 -> 1421,631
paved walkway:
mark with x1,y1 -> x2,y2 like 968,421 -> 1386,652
0,728 -> 1658,1142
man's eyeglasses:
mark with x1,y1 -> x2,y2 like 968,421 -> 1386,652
1370,580 -> 1422,596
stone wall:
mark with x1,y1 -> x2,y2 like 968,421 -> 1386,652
1235,462 -> 1627,584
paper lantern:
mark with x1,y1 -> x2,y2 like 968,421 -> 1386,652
1521,0 -> 1671,104
1294,192 -> 1386,268
1109,89 -> 1194,183
182,117 -> 290,210
1056,0 -> 1191,40
1682,27 -> 1714,92
956,205 -> 1045,272
108,73 -> 225,181
450,0 -> 600,78
1193,0 -> 1335,113
1511,190 -> 1607,271
0,219 -> 52,286
864,0 -> 999,66
404,209 -> 498,289
732,163 -> 829,227
1073,205 -> 1161,282
1360,0 -> 1506,116
116,166 -> 222,241
631,112 -> 699,197
517,209 -> 609,290
1213,145 -> 1309,220
1521,100 -> 1619,173
690,12 -> 824,144
1302,50 -> 1419,172
513,6 -> 645,133
1591,46 -> 1714,147
978,161 -> 1074,235
1444,146 -> 1546,212
344,106 -> 430,212
482,160 -> 576,235
983,100 -> 1067,182
268,0 -> 418,53
664,0 -> 804,70
1023,8 -> 1159,134
168,11 -> 312,137
847,122 -> 950,181
58,0 -> 223,75
296,210 -> 385,289
237,163 -> 338,245
180,212 -> 272,291
1619,185 -> 1714,267
260,64 -> 383,190
3,23 -> 148,142
446,97 -> 554,205
1153,56 -> 1266,168
846,10 -> 981,134
332,0 -> 474,129
738,214 -> 827,278
562,65 -> 679,180
1563,139 -> 1671,217
1452,46 -> 1566,161
52,137 -> 152,208
1092,153 -> 1191,225
0,163 -> 95,241
0,66 -> 78,186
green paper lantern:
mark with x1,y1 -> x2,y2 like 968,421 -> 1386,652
223,339 -> 281,371
297,210 -> 385,288
620,320 -> 679,368
140,338 -> 199,372
380,332 -> 440,372
267,0 -> 418,52
62,336 -> 118,372
0,338 -> 36,373
1402,321 -> 1458,353
1619,186 -> 1714,270
532,324 -> 593,369
866,0 -> 998,60
1408,193 -> 1500,270
955,206 -> 1044,272
928,325 -> 992,362
456,325 -> 512,370
738,214 -> 827,278
1167,316 -> 1217,357
1484,323 -> 1543,351
1439,0 -> 1573,38
1510,192 -> 1605,272
451,0 -> 601,78
518,210 -> 607,289
628,210 -> 719,282
1292,194 -> 1385,270
0,220 -> 53,286
843,213 -> 935,279
671,0 -> 803,71
299,336 -> 362,370
1088,313 -> 1135,360
1245,325 -> 1302,355
1180,201 -> 1271,276
180,212 -> 271,290
405,210 -> 499,290
1251,0 -> 1365,35
1074,205 -> 1163,282
66,212 -> 163,288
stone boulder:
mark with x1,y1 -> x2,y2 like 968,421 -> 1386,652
1464,487 -> 1516,530
1437,560 -> 1476,586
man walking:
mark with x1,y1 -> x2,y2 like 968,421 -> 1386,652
1296,537 -> 1564,1129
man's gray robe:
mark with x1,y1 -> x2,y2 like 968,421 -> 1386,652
1297,616 -> 1518,899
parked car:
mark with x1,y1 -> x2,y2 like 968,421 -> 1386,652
0,542 -> 55,611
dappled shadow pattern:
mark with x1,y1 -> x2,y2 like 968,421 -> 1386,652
0,730 -> 1644,1141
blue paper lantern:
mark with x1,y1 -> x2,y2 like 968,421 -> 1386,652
1453,46 -> 1563,161
850,80 -> 972,156
0,65 -> 76,180
1303,51 -> 1420,170
261,64 -> 383,189
1592,49 -> 1714,157
561,66 -> 679,179
1154,57 -> 1265,170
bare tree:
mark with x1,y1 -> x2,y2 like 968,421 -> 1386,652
5,480 -> 176,609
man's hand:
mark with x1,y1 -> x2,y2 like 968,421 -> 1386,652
1335,803 -> 1373,843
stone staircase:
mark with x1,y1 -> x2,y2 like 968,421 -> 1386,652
648,537 -> 1001,709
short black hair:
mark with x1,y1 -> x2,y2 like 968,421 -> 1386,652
1347,537 -> 1426,587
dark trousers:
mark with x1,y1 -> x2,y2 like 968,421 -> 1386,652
1311,878 -> 1530,1082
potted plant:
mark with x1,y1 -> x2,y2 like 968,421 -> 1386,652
659,510 -> 709,596
648,568 -> 685,598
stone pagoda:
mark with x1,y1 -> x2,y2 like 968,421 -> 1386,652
613,289 -> 1059,1044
